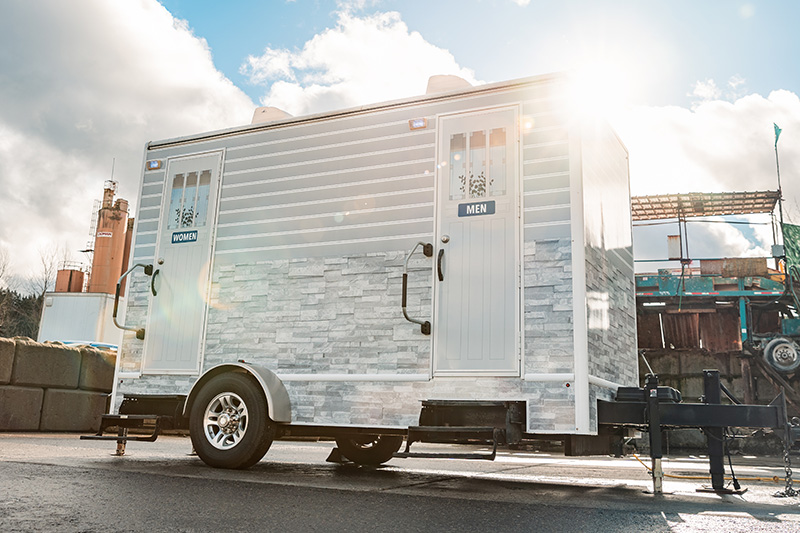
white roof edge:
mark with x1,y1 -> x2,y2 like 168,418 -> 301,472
147,72 -> 568,151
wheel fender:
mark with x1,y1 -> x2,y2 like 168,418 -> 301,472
184,363 -> 292,422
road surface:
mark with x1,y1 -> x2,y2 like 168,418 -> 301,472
1,433 -> 799,532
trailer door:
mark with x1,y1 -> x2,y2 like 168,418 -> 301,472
142,152 -> 222,374
434,107 -> 520,376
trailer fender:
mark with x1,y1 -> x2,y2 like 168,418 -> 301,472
184,363 -> 291,423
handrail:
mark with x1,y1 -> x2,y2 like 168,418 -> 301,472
113,263 -> 153,340
402,242 -> 433,335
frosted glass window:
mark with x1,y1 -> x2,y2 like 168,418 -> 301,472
194,170 -> 212,227
469,130 -> 486,198
489,128 -> 507,196
167,169 -> 212,229
449,134 -> 466,200
168,173 -> 185,229
182,172 -> 198,227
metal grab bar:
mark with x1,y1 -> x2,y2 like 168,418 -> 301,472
113,263 -> 153,340
402,242 -> 433,335
150,269 -> 160,296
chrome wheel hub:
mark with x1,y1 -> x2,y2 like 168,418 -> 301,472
203,392 -> 249,450
774,343 -> 798,367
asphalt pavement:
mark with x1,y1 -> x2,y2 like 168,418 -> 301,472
1,433 -> 799,532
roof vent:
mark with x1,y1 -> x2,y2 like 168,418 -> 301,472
251,106 -> 292,125
425,75 -> 472,95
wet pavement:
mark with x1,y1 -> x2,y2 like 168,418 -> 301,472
1,433 -> 799,531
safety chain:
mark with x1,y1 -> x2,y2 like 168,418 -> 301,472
775,448 -> 799,498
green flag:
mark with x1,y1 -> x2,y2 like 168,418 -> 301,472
775,123 -> 782,147
784,223 -> 800,267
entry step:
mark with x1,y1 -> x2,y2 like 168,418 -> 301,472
408,425 -> 499,443
394,426 -> 501,460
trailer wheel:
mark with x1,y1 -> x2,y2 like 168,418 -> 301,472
764,337 -> 800,373
335,434 -> 403,466
190,373 -> 275,469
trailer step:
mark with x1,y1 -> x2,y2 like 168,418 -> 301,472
394,426 -> 501,460
80,414 -> 167,455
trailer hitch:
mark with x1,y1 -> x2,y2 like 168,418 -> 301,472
113,263 -> 153,340
402,242 -> 433,335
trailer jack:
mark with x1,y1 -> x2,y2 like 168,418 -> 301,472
598,369 -> 797,495
80,414 -> 163,456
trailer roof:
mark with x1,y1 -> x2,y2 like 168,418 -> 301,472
631,190 -> 780,221
147,73 -> 566,150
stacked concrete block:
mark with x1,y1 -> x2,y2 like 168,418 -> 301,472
0,338 -> 116,432
0,337 -> 13,382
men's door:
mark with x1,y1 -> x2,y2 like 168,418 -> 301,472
143,152 -> 222,374
434,107 -> 520,376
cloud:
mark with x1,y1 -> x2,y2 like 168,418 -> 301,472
689,75 -> 749,107
617,87 -> 800,214
616,83 -> 800,266
241,11 -> 480,116
0,0 -> 254,282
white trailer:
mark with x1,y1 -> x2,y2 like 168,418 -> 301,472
110,73 -> 638,468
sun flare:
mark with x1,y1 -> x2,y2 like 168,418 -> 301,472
567,60 -> 636,120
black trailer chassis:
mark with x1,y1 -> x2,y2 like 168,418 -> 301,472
83,369 -> 800,495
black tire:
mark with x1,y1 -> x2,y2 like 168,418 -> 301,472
335,434 -> 404,466
764,337 -> 800,373
189,373 -> 276,469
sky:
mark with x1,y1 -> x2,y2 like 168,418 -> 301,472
1,0 -> 799,287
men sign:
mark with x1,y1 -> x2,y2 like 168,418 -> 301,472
457,200 -> 496,217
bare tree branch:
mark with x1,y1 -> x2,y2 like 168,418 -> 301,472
0,246 -> 10,289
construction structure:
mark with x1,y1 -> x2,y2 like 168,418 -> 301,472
37,182 -> 133,346
86,181 -> 134,296
632,190 -> 800,412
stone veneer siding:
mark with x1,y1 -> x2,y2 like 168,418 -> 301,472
117,238 -> 582,434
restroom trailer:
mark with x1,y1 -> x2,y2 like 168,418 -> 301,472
111,73 -> 638,468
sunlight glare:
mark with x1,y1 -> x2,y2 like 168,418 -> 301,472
567,61 -> 635,120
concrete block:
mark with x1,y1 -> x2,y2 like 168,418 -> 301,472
679,351 -> 730,376
39,388 -> 108,432
11,340 -> 81,389
680,377 -> 705,402
0,337 -> 14,384
642,353 -> 680,376
0,386 -> 44,430
79,347 -> 117,392
665,428 -> 706,450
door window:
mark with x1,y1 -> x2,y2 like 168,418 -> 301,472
167,169 -> 212,229
448,127 -> 508,200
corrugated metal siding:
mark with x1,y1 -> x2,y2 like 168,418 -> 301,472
662,313 -> 700,349
699,310 -> 742,353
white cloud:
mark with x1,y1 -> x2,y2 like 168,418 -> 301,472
511,0 -> 532,6
690,79 -> 723,103
617,84 -> 800,265
0,0 -> 254,282
689,75 -> 749,107
241,11 -> 480,116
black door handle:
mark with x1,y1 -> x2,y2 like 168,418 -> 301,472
151,269 -> 160,296
437,249 -> 444,282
